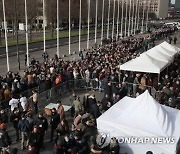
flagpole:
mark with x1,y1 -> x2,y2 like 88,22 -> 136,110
137,0 -> 140,30
125,0 -> 128,36
120,0 -> 124,37
87,0 -> 90,50
43,0 -> 46,53
112,0 -> 115,40
131,0 -> 135,35
57,0 -> 60,57
101,0 -> 105,45
128,0 -> 131,36
25,0 -> 29,67
134,0 -> 138,34
145,0 -> 149,31
107,0 -> 110,39
141,0 -> 145,33
2,0 -> 10,71
95,0 -> 98,44
116,0 -> 120,41
79,0 -> 81,51
69,0 -> 71,54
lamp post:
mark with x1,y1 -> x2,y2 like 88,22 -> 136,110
14,0 -> 20,70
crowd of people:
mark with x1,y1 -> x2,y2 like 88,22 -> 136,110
0,25 -> 179,154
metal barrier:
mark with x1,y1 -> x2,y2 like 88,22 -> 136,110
0,78 -> 160,111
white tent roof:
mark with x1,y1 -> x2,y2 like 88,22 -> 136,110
120,53 -> 167,74
155,45 -> 176,58
97,91 -> 180,154
159,41 -> 180,54
146,47 -> 171,63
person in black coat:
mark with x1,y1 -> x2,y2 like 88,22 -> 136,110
29,125 -> 41,154
50,108 -> 60,142
45,76 -> 52,100
0,123 -> 11,150
10,108 -> 21,142
35,112 -> 48,148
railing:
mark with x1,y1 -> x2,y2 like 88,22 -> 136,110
0,79 -> 161,112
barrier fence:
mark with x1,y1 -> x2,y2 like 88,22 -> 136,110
0,79 -> 161,112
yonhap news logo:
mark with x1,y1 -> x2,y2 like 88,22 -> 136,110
96,133 -> 175,148
117,137 -> 175,144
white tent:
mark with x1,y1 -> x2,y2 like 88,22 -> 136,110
97,90 -> 180,154
146,47 -> 172,63
120,53 -> 167,74
159,41 -> 180,55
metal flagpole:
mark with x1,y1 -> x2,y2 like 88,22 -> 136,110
128,0 -> 131,36
145,0 -> 149,31
120,0 -> 124,37
57,0 -> 60,57
43,0 -> 46,53
79,0 -> 81,51
25,0 -> 29,67
116,0 -> 120,41
95,0 -> 98,44
2,0 -> 10,71
101,0 -> 105,45
112,0 -> 115,39
107,0 -> 110,39
131,0 -> 135,35
69,0 -> 71,54
124,0 -> 128,37
87,0 -> 90,49
134,0 -> 138,34
14,0 -> 20,70
141,0 -> 145,33
136,0 -> 140,31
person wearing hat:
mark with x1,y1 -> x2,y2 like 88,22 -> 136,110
50,108 -> 60,142
35,112 -> 48,148
0,123 -> 12,153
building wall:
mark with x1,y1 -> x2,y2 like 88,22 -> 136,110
175,0 -> 180,9
157,0 -> 169,18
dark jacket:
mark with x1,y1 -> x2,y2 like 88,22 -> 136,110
29,132 -> 41,148
50,112 -> 60,129
35,117 -> 48,132
10,112 -> 21,129
18,118 -> 30,132
0,129 -> 12,147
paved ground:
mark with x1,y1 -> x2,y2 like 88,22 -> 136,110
0,37 -> 101,76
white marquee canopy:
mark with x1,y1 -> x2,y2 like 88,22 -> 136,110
97,90 -> 180,154
120,41 -> 180,74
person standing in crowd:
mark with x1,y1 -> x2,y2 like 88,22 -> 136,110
0,123 -> 12,153
18,113 -> 30,150
57,100 -> 65,120
174,36 -> 177,45
26,113 -> 35,132
168,36 -> 172,44
50,108 -> 60,142
29,125 -> 41,154
30,90 -> 38,114
0,109 -> 8,124
9,95 -> 19,112
10,108 -> 21,142
73,96 -> 82,118
35,112 -> 48,148
19,94 -> 28,111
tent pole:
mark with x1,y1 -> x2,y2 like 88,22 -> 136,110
158,74 -> 160,84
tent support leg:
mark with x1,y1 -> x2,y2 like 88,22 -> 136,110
158,74 -> 160,84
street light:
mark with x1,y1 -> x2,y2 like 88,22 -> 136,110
14,0 -> 20,70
